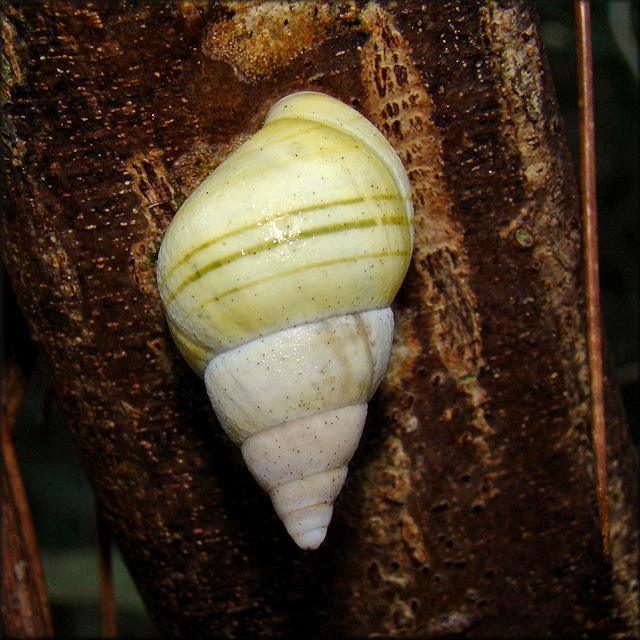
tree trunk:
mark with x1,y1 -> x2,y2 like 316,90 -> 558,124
2,1 -> 637,636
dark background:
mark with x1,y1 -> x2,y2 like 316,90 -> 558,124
5,3 -> 638,636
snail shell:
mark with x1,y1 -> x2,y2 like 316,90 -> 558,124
156,91 -> 414,549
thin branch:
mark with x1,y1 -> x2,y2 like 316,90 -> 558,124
574,0 -> 610,555
1,356 -> 55,636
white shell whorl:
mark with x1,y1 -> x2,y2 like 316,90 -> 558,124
243,405 -> 366,550
204,308 -> 394,549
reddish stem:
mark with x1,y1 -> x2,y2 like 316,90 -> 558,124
574,0 -> 610,555
1,358 -> 55,636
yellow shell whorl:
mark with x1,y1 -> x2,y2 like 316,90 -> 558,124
157,91 -> 414,376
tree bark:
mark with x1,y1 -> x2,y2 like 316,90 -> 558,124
2,1 -> 638,636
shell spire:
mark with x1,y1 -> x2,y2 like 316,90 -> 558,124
242,405 -> 367,550
157,91 -> 413,549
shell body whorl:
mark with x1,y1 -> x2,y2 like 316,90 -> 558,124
157,91 -> 413,375
156,92 -> 414,549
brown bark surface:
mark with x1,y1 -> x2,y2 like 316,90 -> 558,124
2,1 -> 638,636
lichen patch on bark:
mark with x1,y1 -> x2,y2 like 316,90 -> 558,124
382,309 -> 422,435
355,436 -> 428,634
1,10 -> 25,105
608,466 -> 640,634
360,4 -> 497,466
201,1 -> 360,82
126,150 -> 176,298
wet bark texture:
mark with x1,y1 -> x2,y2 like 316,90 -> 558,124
2,1 -> 638,637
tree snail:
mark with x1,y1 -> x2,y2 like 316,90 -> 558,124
156,91 -> 414,549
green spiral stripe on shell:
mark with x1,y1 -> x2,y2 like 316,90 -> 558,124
196,248 -> 410,313
171,249 -> 409,353
158,192 -> 406,290
156,91 -> 414,375
163,205 -> 408,307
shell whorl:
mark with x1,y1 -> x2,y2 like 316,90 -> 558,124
156,91 -> 414,549
205,308 -> 393,550
156,91 -> 413,375
243,405 -> 367,550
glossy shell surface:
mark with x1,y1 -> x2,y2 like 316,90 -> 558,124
157,91 -> 413,375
